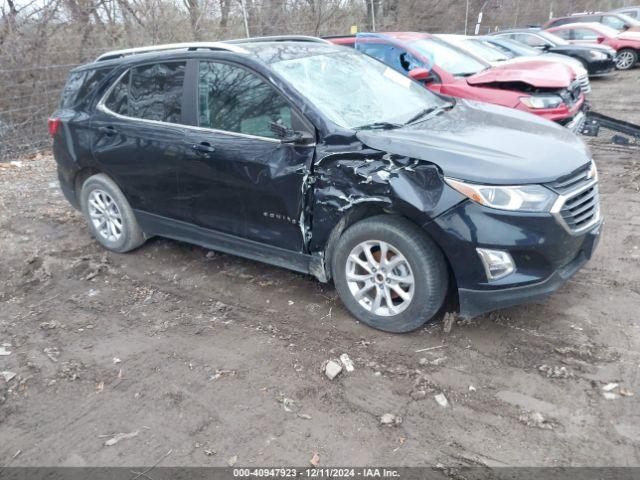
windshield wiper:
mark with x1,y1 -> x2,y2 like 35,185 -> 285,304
404,103 -> 453,125
355,121 -> 402,130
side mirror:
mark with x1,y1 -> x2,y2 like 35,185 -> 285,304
596,36 -> 605,43
540,44 -> 551,51
269,121 -> 314,145
408,67 -> 432,82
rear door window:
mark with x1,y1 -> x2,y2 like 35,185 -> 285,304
103,62 -> 186,123
197,61 -> 292,139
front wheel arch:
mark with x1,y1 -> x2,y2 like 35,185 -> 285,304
330,214 -> 450,332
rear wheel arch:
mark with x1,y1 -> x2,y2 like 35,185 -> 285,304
74,167 -> 102,198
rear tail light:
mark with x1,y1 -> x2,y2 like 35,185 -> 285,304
48,117 -> 61,137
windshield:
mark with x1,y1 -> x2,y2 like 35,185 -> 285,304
538,30 -> 569,45
491,38 -> 541,56
617,12 -> 640,26
590,23 -> 622,37
270,50 -> 448,129
464,39 -> 513,62
408,38 -> 488,76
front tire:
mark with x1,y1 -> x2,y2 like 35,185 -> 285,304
80,173 -> 145,253
331,215 -> 448,333
615,49 -> 637,70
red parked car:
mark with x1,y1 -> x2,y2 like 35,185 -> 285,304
546,22 -> 640,69
328,32 -> 585,130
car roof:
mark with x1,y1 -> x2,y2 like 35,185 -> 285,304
73,38 -> 341,73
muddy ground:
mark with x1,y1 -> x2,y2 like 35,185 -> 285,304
0,70 -> 639,469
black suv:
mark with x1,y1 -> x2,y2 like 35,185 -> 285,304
50,38 -> 602,332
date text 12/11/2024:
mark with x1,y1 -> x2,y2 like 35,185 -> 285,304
232,468 -> 401,478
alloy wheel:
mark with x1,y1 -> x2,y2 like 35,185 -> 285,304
87,189 -> 123,242
616,51 -> 635,69
345,240 -> 415,317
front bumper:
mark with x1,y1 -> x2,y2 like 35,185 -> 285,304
427,198 -> 603,319
587,59 -> 616,76
457,220 -> 602,317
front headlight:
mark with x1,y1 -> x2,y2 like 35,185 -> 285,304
445,178 -> 557,212
589,50 -> 608,60
519,95 -> 564,109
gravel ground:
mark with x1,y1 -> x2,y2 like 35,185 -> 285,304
0,70 -> 639,468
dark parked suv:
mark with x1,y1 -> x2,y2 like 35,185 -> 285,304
50,38 -> 602,332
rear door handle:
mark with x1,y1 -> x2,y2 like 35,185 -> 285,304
98,126 -> 117,135
191,142 -> 216,154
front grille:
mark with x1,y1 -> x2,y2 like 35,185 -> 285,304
559,184 -> 600,232
547,163 -> 592,194
548,164 -> 600,234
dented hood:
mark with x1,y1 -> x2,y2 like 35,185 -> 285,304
466,60 -> 573,88
355,100 -> 591,185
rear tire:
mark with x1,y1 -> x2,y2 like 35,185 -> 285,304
80,173 -> 145,253
615,49 -> 637,70
331,215 -> 448,333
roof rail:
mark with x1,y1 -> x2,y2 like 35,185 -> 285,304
95,42 -> 248,62
225,35 -> 331,44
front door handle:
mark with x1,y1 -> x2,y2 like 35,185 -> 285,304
98,125 -> 117,135
191,142 -> 216,154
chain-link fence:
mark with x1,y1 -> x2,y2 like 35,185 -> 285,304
0,0 -> 633,161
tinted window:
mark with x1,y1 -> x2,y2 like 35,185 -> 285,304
60,71 -> 85,108
60,68 -> 111,109
104,62 -> 185,123
198,61 -> 292,139
105,71 -> 129,115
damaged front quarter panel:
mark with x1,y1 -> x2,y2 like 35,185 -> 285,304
308,135 -> 463,280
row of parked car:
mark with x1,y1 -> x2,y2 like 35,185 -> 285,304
324,8 -> 640,135
50,14 -> 611,332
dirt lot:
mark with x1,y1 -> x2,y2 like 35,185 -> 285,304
0,71 -> 639,469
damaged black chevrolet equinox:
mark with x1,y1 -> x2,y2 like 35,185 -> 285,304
50,38 -> 602,332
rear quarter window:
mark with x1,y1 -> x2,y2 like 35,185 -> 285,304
59,67 -> 111,110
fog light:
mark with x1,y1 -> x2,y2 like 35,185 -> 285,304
476,248 -> 515,281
